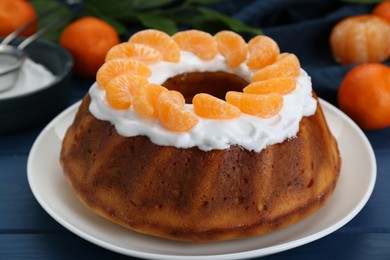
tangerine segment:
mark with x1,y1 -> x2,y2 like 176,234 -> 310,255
252,53 -> 300,82
214,31 -> 247,67
246,35 -> 280,70
158,90 -> 185,106
243,77 -> 296,95
157,91 -> 199,132
128,29 -> 180,63
105,42 -> 162,64
225,91 -> 283,118
105,74 -> 148,110
96,59 -> 151,88
172,30 -> 219,60
133,83 -> 167,118
193,93 -> 241,119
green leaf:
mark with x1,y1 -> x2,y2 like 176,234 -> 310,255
84,4 -> 128,36
87,0 -> 176,15
173,13 -> 210,26
87,0 -> 134,15
340,0 -> 384,3
136,13 -> 178,35
183,0 -> 222,5
29,0 -> 263,42
85,2 -> 136,22
131,0 -> 177,10
196,7 -> 262,35
30,0 -> 74,41
84,3 -> 103,17
192,20 -> 231,34
100,16 -> 128,36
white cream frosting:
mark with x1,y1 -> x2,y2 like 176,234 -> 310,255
89,51 -> 317,152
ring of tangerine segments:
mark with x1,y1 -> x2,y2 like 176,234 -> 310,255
128,29 -> 181,63
157,90 -> 198,132
226,91 -> 283,118
172,30 -> 219,61
252,53 -> 300,82
214,30 -> 247,68
105,42 -> 162,64
193,93 -> 241,119
243,77 -> 296,95
105,74 -> 148,109
246,35 -> 280,70
96,59 -> 151,88
98,31 -> 304,131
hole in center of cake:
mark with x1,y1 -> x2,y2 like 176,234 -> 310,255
162,71 -> 249,103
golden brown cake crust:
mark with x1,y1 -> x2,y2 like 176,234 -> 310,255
60,93 -> 341,242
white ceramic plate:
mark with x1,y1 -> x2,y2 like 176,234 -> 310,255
27,99 -> 376,260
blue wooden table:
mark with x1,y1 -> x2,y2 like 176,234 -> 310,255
1,68 -> 390,260
1,0 -> 390,259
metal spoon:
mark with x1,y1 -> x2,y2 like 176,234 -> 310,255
0,45 -> 26,92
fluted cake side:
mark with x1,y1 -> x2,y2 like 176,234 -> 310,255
60,93 -> 341,242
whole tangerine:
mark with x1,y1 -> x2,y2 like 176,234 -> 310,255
0,0 -> 37,36
373,0 -> 390,24
330,15 -> 390,64
59,16 -> 120,78
338,63 -> 390,130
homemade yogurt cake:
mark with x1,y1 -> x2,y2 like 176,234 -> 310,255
60,29 -> 341,242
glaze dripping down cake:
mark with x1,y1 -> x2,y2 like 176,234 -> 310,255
60,29 -> 341,242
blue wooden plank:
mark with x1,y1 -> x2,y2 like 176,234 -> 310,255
67,78 -> 93,105
365,128 -> 390,152
0,128 -> 41,155
268,233 -> 390,260
343,149 -> 390,231
0,233 -> 389,260
0,234 -> 131,260
0,156 -> 63,231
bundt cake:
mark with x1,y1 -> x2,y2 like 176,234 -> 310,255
60,29 -> 341,242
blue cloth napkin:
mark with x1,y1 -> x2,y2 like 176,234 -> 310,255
215,0 -> 387,105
